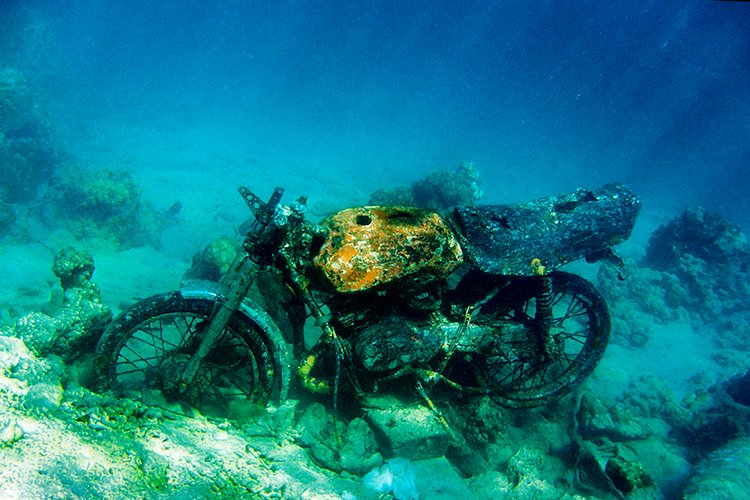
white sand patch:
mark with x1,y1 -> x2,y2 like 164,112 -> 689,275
593,317 -> 724,401
0,243 -> 56,318
92,246 -> 188,314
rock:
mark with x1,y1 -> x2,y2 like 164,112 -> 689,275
296,402 -> 383,475
25,381 -> 63,413
297,402 -> 333,447
684,436 -> 750,498
338,417 -> 383,475
0,332 -> 38,371
506,446 -> 544,486
473,450 -> 569,500
604,456 -> 654,495
0,416 -> 23,447
412,456 -> 474,499
365,396 -> 451,460
183,237 -> 239,282
362,457 -> 418,500
673,369 -> 750,458
575,393 -> 651,442
238,399 -> 298,436
623,437 -> 690,499
468,470 -> 513,498
445,395 -> 512,475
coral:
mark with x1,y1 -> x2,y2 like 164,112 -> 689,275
598,263 -> 685,324
52,246 -> 95,290
714,312 -> 750,352
0,67 -> 61,203
644,207 -> 749,269
369,162 -> 483,211
597,260 -> 688,347
412,161 -> 483,210
183,237 -> 239,282
5,312 -> 60,357
41,165 -> 163,249
642,207 -> 750,324
0,186 -> 17,237
5,247 -> 111,361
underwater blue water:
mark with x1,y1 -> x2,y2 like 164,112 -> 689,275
3,0 -> 749,226
3,3 -> 750,497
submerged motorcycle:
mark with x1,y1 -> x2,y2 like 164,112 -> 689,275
95,182 -> 640,417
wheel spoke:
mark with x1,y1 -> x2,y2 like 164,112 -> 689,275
448,272 -> 609,407
103,301 -> 278,417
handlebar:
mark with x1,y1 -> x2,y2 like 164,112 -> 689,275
238,186 -> 285,228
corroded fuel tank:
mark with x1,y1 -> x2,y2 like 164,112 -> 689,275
313,206 -> 463,293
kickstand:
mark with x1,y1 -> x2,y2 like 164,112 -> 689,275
414,379 -> 463,445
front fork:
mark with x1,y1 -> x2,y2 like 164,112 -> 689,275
178,252 -> 259,393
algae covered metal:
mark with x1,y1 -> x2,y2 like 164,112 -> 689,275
96,181 -> 640,423
453,183 -> 640,276
313,206 -> 463,293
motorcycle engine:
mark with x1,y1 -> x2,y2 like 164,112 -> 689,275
329,290 -> 446,373
354,315 -> 444,372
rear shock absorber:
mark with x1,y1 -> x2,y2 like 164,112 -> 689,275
531,259 -> 554,356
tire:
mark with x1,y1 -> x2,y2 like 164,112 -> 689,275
449,271 -> 610,407
96,290 -> 288,416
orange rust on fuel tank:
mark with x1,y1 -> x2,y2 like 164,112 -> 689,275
313,206 -> 463,293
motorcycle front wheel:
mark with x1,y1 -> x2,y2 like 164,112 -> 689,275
448,271 -> 610,408
96,291 -> 288,417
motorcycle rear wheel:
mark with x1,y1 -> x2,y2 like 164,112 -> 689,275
450,271 -> 610,408
96,291 -> 285,417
